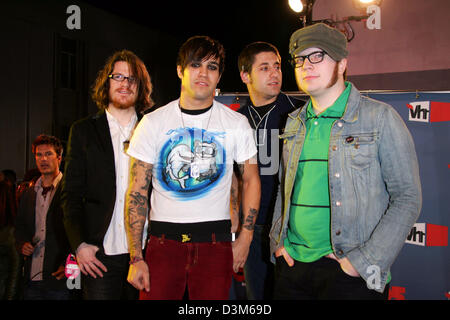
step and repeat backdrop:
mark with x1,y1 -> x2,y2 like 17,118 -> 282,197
216,91 -> 450,300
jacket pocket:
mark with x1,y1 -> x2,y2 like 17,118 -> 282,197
342,133 -> 378,170
279,130 -> 297,140
280,130 -> 304,164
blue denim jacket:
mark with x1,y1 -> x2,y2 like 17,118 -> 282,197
269,85 -> 422,292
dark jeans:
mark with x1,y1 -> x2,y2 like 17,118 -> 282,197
81,249 -> 138,300
274,255 -> 389,300
24,280 -> 70,300
243,224 -> 274,300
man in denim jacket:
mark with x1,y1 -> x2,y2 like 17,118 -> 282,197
269,23 -> 422,299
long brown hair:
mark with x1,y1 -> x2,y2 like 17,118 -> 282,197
91,50 -> 154,114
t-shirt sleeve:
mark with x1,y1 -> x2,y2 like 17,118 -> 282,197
234,115 -> 257,163
127,115 -> 156,164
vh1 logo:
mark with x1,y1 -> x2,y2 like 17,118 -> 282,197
406,223 -> 448,247
407,101 -> 450,123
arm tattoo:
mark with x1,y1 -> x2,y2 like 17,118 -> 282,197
237,163 -> 245,177
129,159 -> 152,191
243,208 -> 258,231
230,185 -> 238,213
126,158 -> 153,258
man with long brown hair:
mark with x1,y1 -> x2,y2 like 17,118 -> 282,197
61,49 -> 153,300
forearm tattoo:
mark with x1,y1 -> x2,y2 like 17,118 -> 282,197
243,208 -> 258,231
237,163 -> 245,178
126,159 -> 152,257
230,183 -> 239,214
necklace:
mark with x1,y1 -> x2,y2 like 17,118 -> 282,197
117,116 -> 137,153
178,103 -> 213,134
248,104 -> 277,146
178,103 -> 214,178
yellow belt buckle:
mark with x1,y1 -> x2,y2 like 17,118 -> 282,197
181,234 -> 191,243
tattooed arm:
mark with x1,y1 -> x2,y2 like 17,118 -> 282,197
232,156 -> 261,272
125,157 -> 152,291
230,170 -> 242,233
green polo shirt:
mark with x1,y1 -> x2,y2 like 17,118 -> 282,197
285,82 -> 351,262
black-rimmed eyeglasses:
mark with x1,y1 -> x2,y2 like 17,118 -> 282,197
108,73 -> 137,84
290,51 -> 327,68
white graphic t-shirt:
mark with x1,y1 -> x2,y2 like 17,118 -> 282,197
127,99 -> 257,223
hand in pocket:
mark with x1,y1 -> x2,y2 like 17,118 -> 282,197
275,246 -> 294,267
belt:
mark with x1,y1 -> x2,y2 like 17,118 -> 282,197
150,231 -> 232,243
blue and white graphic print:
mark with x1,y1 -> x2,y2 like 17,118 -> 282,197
157,127 -> 226,200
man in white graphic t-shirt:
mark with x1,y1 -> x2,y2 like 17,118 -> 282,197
125,35 -> 261,300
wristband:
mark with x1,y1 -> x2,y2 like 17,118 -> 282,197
129,256 -> 144,265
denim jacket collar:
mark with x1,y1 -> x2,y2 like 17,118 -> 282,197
341,85 -> 361,123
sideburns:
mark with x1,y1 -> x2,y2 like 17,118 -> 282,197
326,62 -> 339,89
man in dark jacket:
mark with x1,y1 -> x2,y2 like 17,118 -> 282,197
15,134 -> 70,300
235,42 -> 304,299
61,50 -> 153,300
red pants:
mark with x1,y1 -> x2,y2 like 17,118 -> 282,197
140,235 -> 233,300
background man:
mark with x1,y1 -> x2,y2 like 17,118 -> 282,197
235,41 -> 303,299
270,23 -> 422,300
61,50 -> 153,300
125,35 -> 261,300
15,134 -> 70,300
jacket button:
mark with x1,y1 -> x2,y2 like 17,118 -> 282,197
332,145 -> 337,151
337,249 -> 344,255
335,201 -> 341,206
335,230 -> 341,236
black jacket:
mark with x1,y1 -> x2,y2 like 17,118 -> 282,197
14,181 -> 70,289
61,109 -> 143,252
237,93 -> 305,225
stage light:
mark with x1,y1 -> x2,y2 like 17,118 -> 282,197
288,0 -> 315,26
288,0 -> 304,13
354,0 -> 382,8
288,0 -> 382,41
